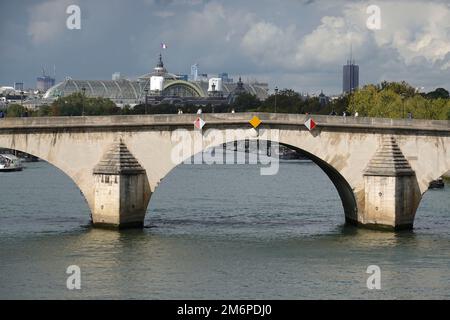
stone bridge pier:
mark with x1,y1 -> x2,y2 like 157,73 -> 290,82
356,136 -> 421,230
91,141 -> 151,229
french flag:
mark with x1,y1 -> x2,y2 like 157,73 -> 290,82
161,43 -> 167,49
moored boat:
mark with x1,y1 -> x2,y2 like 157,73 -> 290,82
429,178 -> 444,189
0,154 -> 23,172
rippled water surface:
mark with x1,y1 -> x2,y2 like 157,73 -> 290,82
0,161 -> 449,299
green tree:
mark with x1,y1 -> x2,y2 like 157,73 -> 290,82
260,89 -> 303,113
347,85 -> 378,116
299,97 -> 322,114
232,93 -> 261,112
327,95 -> 349,115
6,104 -> 28,117
379,81 -> 416,98
425,88 -> 449,100
348,81 -> 450,120
50,93 -> 120,116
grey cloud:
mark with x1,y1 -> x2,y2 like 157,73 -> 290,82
1,0 -> 449,94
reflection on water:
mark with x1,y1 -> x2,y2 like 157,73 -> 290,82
0,161 -> 449,299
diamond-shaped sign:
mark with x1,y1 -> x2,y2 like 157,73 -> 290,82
304,118 -> 316,131
249,116 -> 262,128
194,117 -> 205,130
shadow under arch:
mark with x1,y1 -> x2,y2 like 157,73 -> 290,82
415,166 -> 450,213
166,138 -> 358,225
278,143 -> 358,223
0,147 -> 92,221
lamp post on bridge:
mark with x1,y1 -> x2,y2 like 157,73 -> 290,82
81,87 -> 86,116
274,86 -> 278,113
400,93 -> 406,119
144,88 -> 149,115
211,83 -> 216,113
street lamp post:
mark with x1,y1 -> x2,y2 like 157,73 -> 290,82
144,88 -> 149,115
211,83 -> 216,113
274,86 -> 278,113
81,87 -> 86,116
400,93 -> 405,118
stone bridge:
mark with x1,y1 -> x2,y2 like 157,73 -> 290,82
0,113 -> 449,231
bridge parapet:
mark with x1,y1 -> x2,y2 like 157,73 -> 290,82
0,113 -> 449,133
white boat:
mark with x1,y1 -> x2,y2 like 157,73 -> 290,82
0,154 -> 23,172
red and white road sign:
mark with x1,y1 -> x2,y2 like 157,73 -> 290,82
194,117 -> 205,130
304,118 -> 316,131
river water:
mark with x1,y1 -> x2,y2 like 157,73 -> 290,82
0,160 -> 449,299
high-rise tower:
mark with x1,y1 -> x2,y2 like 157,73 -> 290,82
342,47 -> 359,94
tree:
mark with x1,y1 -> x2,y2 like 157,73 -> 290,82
299,97 -> 322,114
49,93 -> 120,116
260,89 -> 303,113
5,104 -> 28,117
347,85 -> 378,116
379,81 -> 416,98
232,93 -> 261,112
327,95 -> 349,115
425,88 -> 450,100
347,82 -> 450,120
121,105 -> 133,115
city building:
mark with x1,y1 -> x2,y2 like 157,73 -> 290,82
112,72 -> 122,80
318,91 -> 329,106
219,72 -> 233,83
14,82 -> 24,91
42,54 -> 269,107
190,63 -> 199,81
176,74 -> 189,81
342,59 -> 359,94
36,74 -> 55,92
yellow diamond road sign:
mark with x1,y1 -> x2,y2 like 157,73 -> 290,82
249,116 -> 262,128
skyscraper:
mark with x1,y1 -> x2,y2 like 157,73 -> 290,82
342,59 -> 359,94
190,63 -> 199,81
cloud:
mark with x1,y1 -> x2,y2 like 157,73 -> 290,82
367,1 -> 450,68
154,10 -> 176,17
2,0 -> 450,94
236,0 -> 450,90
241,22 -> 298,69
27,0 -> 78,44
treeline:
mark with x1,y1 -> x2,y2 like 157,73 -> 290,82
347,81 -> 450,120
2,82 -> 450,120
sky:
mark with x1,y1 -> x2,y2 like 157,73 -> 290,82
1,0 -> 450,95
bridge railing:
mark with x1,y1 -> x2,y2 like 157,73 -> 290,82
0,113 -> 449,132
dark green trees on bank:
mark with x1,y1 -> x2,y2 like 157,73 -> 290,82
40,93 -> 121,116
4,104 -> 28,117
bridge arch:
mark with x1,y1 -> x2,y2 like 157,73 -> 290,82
157,129 -> 359,224
0,134 -> 100,219
279,143 -> 358,223
0,146 -> 93,221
